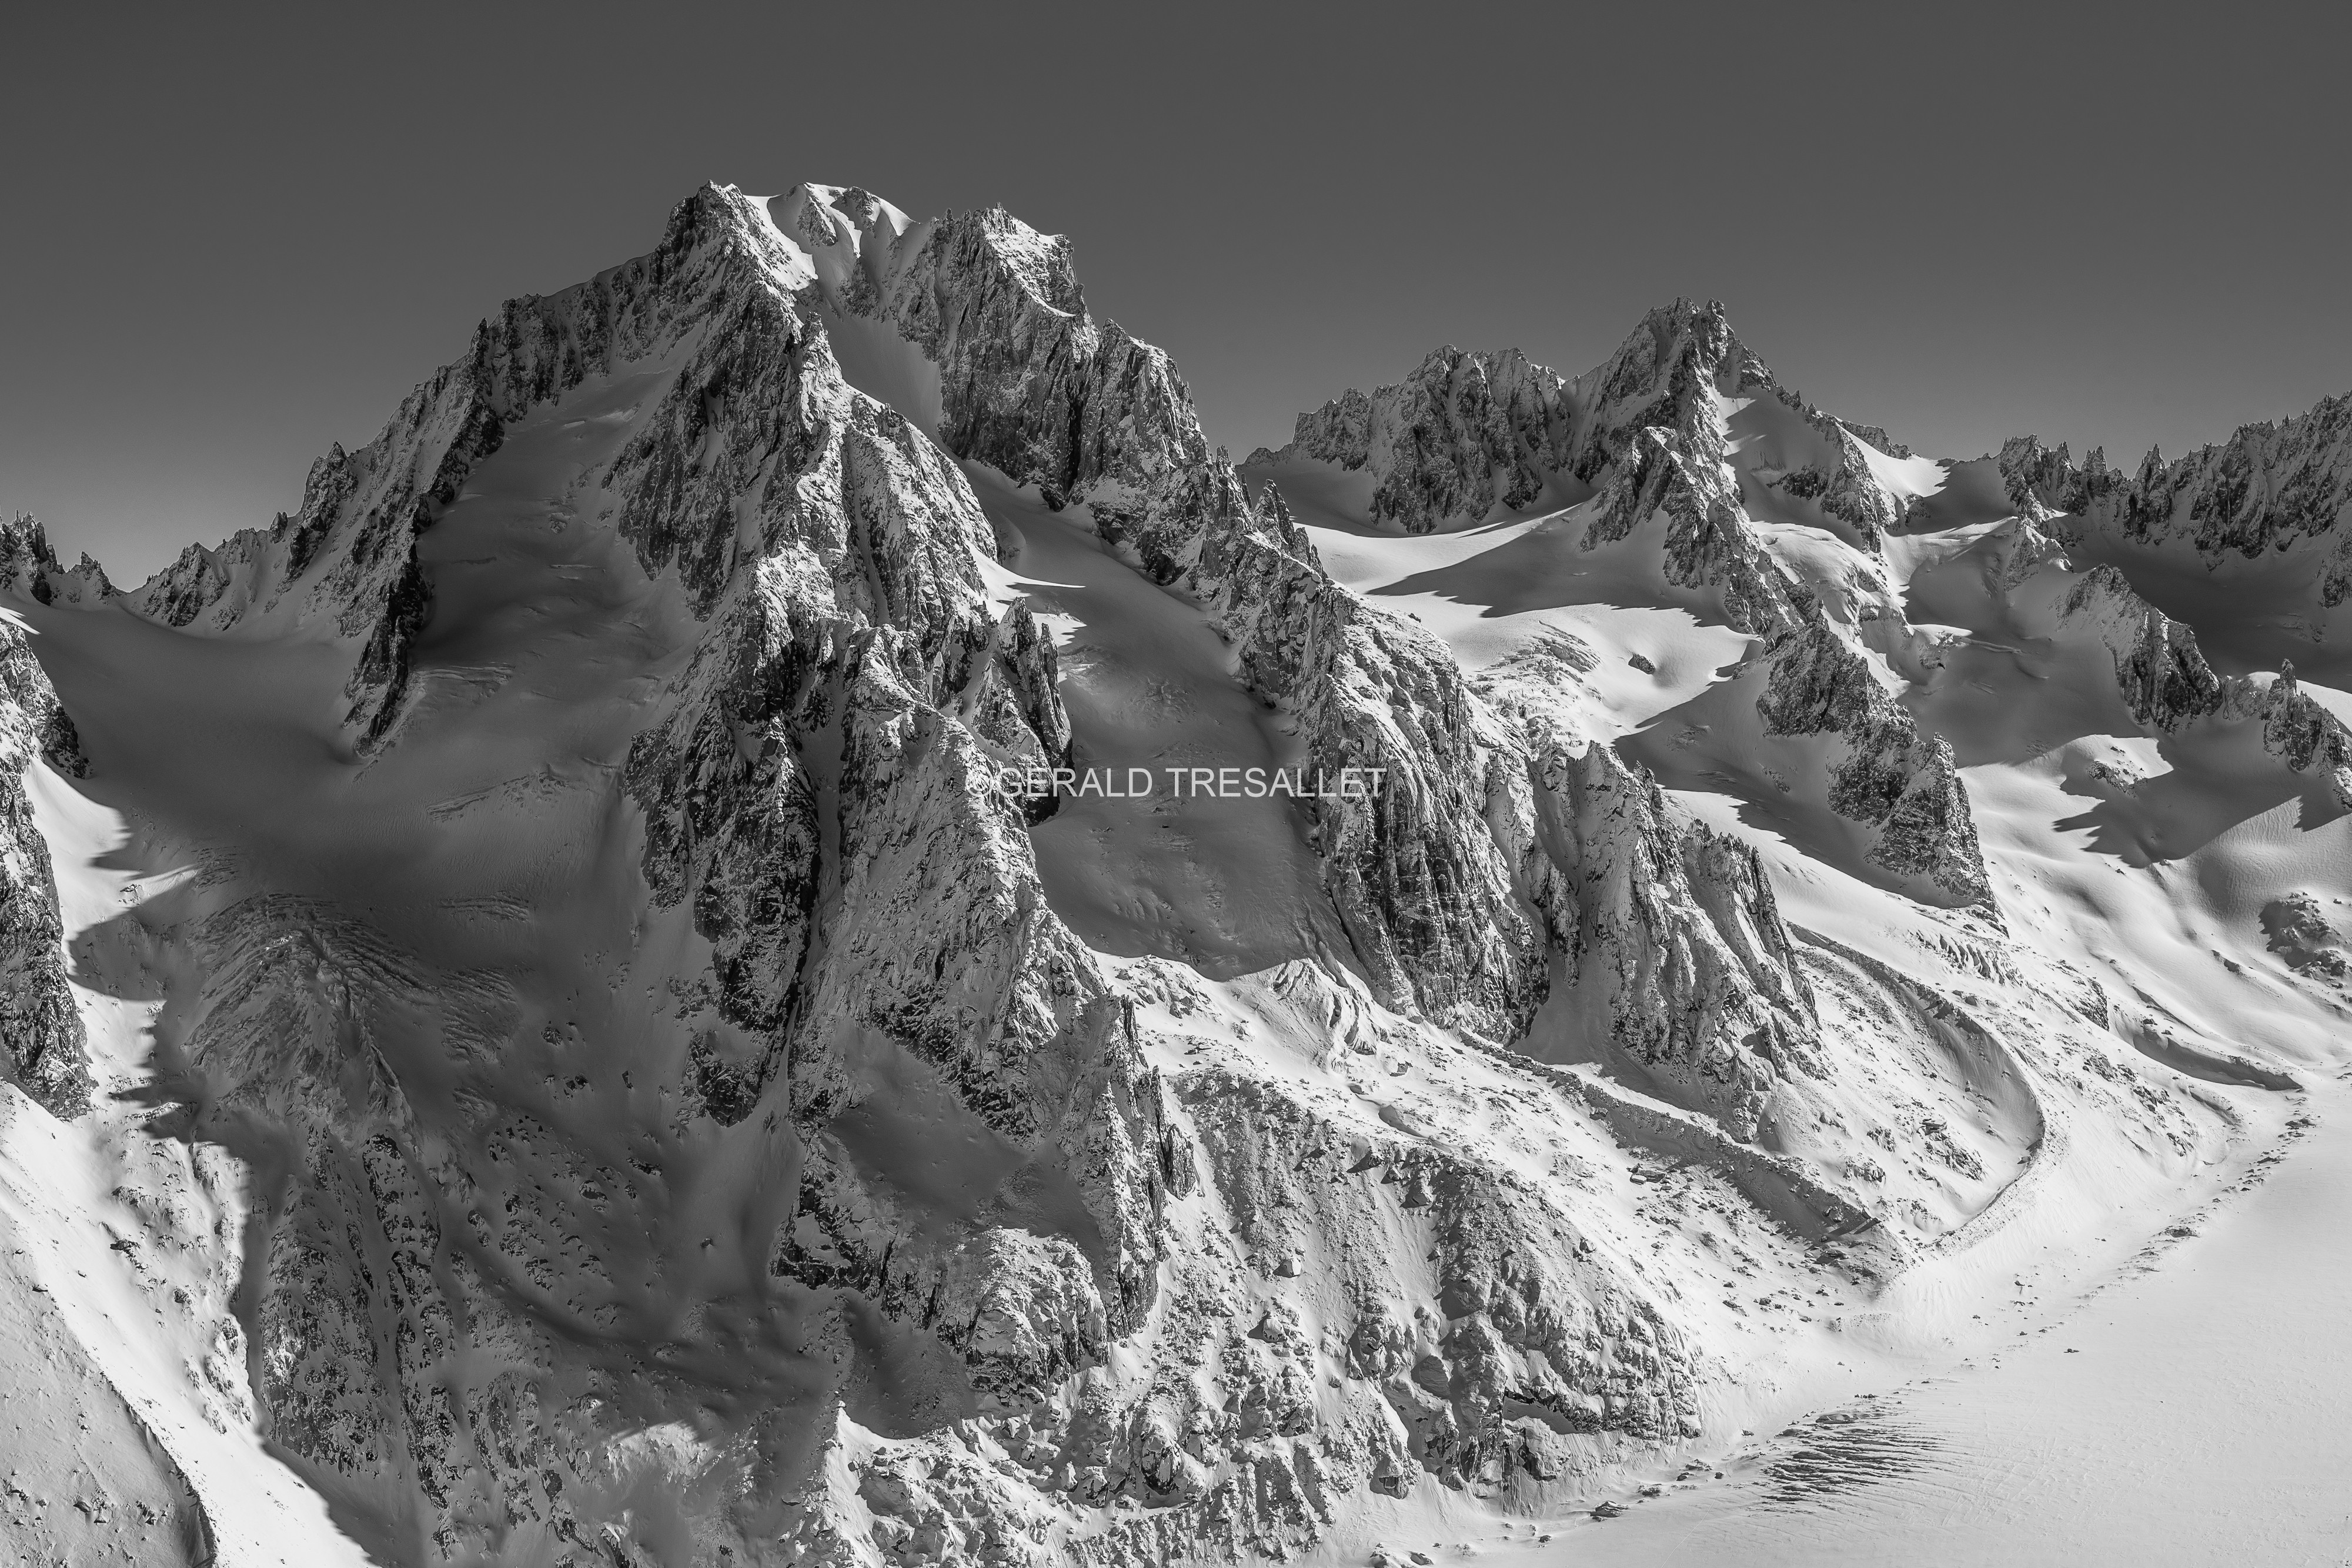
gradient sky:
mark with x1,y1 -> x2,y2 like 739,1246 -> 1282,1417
5,2 -> 2344,581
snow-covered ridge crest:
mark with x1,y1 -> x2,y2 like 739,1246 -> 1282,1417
760,180 -> 1556,1035
69,182 -> 844,744
1992,389 -> 2352,690
0,511 -> 115,609
1255,301 -> 1989,905
1249,300 -> 1919,541
1259,346 -> 1582,533
1999,389 -> 2352,571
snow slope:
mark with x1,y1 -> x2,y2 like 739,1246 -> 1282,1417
0,183 -> 2346,1568
2,764 -> 377,1566
1245,315 -> 2352,1564
1478,1080 -> 2351,1567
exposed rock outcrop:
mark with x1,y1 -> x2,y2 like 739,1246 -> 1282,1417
60,185 -> 1178,1562
796,185 -> 1553,1037
2246,661 -> 2352,801
2040,557 -> 2352,795
1243,299 -> 1988,908
0,538 -> 88,1116
1255,347 -> 1579,532
0,512 -> 115,609
2057,565 -> 2225,731
1766,411 -> 1917,547
1182,1064 -> 1705,1465
125,349 -> 507,744
1997,399 -> 2352,598
1528,738 -> 1821,1139
1248,300 -> 1916,544
1573,320 -> 1989,906
2261,891 -> 2347,975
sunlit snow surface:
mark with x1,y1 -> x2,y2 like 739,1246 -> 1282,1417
5,195 -> 2350,1563
1234,444 -> 2352,1564
4,769 -> 376,1565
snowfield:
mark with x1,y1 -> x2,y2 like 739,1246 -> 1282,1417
2,181 -> 2348,1566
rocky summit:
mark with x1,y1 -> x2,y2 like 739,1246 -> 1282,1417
3,182 -> 2350,1567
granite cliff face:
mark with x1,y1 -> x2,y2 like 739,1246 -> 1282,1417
0,183 -> 2325,1568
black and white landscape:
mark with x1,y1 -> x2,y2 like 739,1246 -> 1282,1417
4,178 -> 2351,1567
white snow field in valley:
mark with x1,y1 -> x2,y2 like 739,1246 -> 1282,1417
3,181 -> 2350,1567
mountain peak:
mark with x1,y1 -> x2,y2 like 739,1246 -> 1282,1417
4,178 -> 2350,1568
1596,296 -> 1776,407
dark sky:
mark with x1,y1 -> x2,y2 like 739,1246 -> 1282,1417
5,3 -> 2344,580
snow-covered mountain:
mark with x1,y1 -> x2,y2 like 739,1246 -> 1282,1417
4,182 -> 2350,1567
